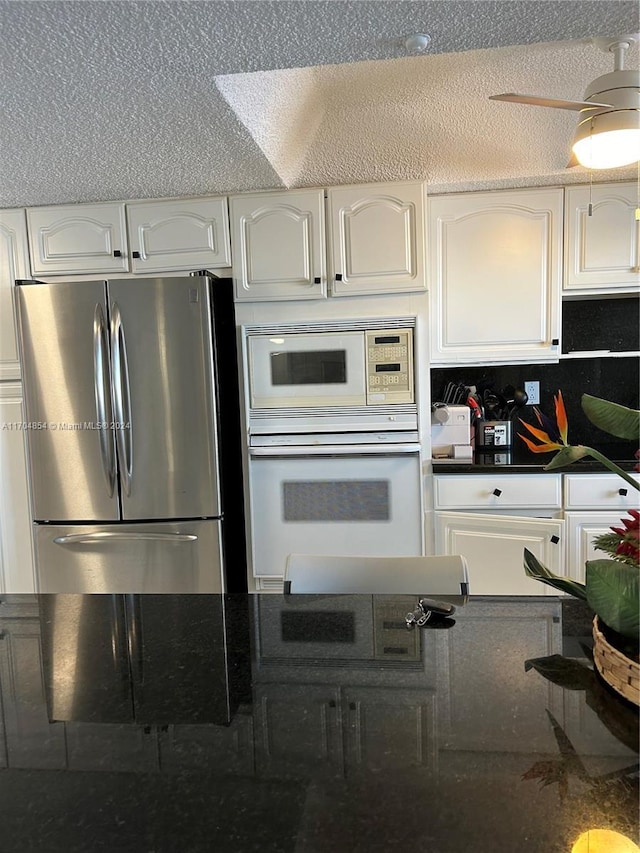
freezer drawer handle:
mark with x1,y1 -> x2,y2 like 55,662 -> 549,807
53,532 -> 198,545
111,303 -> 133,496
93,303 -> 117,498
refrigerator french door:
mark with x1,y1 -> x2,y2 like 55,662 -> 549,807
16,276 -> 244,593
248,446 -> 424,579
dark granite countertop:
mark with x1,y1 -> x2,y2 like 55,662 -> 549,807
0,594 -> 637,852
432,445 -> 639,474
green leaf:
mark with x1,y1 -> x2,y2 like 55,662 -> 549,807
581,394 -> 640,441
523,549 -> 588,600
543,445 -> 589,470
586,560 -> 640,639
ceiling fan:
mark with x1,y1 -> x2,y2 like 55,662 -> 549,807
489,35 -> 640,168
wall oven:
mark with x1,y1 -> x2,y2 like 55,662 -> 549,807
248,446 -> 423,580
243,316 -> 424,585
244,318 -> 417,438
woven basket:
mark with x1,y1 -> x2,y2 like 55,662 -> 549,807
592,616 -> 640,707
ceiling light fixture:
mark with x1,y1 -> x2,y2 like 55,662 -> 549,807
571,38 -> 640,169
490,34 -> 640,170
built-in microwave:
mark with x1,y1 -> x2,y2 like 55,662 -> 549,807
244,318 -> 417,437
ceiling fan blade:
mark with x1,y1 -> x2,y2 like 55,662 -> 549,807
489,93 -> 613,111
565,152 -> 580,168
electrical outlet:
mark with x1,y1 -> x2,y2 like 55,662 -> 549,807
524,381 -> 540,405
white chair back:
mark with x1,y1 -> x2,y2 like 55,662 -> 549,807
284,553 -> 469,598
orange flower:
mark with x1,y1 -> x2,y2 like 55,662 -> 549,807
519,391 -> 569,453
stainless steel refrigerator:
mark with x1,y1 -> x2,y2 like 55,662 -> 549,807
16,274 -> 246,593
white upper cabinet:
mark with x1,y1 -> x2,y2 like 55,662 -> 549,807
127,197 -> 231,274
327,182 -> 426,296
0,209 -> 30,380
230,181 -> 426,301
27,202 -> 129,275
429,187 -> 563,365
27,196 -> 231,277
564,182 -> 640,293
230,189 -> 326,301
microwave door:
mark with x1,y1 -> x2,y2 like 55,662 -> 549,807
16,281 -> 119,522
248,332 -> 367,408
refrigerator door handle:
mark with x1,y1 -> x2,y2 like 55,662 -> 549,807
125,594 -> 144,686
111,302 -> 133,496
53,532 -> 198,545
93,303 -> 117,497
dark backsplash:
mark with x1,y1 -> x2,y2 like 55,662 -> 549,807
431,356 -> 639,460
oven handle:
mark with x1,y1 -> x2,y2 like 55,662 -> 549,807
249,443 -> 421,457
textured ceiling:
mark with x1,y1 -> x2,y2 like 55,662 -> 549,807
0,1 -> 638,208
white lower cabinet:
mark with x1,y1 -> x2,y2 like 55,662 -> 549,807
565,511 -> 631,583
434,511 -> 564,595
0,383 -> 37,593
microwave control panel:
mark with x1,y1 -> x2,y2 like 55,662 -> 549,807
365,328 -> 414,404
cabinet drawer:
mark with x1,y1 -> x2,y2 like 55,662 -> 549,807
564,474 -> 640,510
434,474 -> 562,510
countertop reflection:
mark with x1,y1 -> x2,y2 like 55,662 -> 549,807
0,594 -> 637,853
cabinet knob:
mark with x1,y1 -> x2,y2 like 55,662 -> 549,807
349,702 -> 356,711
550,535 -> 560,544
313,276 -> 321,284
132,251 -> 141,259
335,273 -> 343,281
113,250 -> 122,258
619,488 -> 628,496
328,699 -> 336,708
0,631 -> 5,640
492,488 -> 502,497
551,338 -> 559,346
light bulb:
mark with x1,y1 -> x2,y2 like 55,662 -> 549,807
573,127 -> 640,168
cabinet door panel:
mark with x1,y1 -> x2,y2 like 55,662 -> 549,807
565,512 -> 628,583
435,511 -> 563,596
329,182 -> 425,295
565,183 -> 640,291
429,188 -> 562,363
27,203 -> 129,275
0,384 -> 37,593
0,209 -> 30,380
127,197 -> 231,273
231,190 -> 325,300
